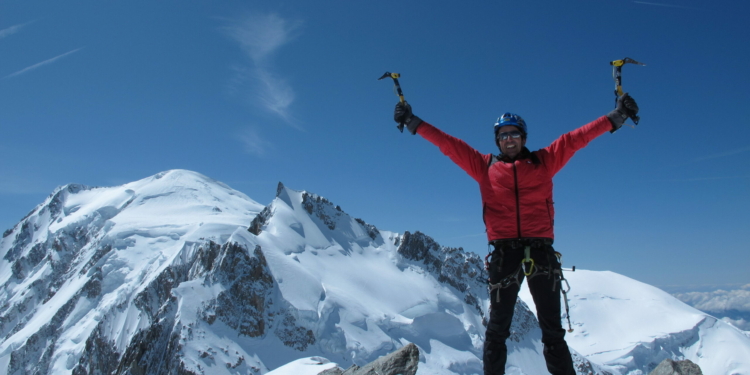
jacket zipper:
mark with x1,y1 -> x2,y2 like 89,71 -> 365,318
513,162 -> 522,238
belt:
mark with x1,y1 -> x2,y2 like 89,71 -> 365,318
490,238 -> 553,250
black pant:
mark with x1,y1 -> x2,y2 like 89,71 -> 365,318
483,242 -> 575,375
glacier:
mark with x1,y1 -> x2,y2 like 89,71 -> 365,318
1,169 -> 749,375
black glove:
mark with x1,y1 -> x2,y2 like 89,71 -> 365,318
394,102 -> 423,135
607,93 -> 639,131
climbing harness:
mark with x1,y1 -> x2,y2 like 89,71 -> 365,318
485,240 -> 575,332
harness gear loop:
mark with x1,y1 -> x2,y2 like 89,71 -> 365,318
487,264 -> 523,303
555,252 -> 575,332
486,247 -> 521,303
488,282 -> 501,303
522,246 -> 535,276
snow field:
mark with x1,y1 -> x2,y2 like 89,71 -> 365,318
248,186 -> 487,373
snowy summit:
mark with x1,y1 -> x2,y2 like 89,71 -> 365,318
0,170 -> 748,375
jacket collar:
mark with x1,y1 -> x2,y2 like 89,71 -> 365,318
498,147 -> 532,163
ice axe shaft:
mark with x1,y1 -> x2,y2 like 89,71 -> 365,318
610,58 -> 645,129
378,72 -> 407,132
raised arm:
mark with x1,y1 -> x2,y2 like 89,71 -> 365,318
539,93 -> 640,175
394,102 -> 490,182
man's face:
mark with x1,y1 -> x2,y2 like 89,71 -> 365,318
497,125 -> 526,159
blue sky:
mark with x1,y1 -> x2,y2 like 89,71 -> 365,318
1,0 -> 748,292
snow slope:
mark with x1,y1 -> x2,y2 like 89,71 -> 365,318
264,357 -> 338,375
236,182 -> 492,374
520,270 -> 750,374
1,169 -> 749,375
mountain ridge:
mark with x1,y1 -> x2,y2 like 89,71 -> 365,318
1,169 -> 748,375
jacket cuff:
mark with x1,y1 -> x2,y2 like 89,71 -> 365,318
406,115 -> 423,135
606,109 -> 627,132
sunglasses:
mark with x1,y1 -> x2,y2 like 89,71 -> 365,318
497,130 -> 523,141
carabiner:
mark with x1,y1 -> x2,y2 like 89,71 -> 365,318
522,246 -> 535,276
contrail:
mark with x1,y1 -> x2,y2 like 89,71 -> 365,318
660,174 -> 750,183
633,1 -> 701,10
0,21 -> 32,39
693,145 -> 750,161
4,47 -> 84,79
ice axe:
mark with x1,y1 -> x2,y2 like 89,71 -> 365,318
378,71 -> 407,133
610,58 -> 645,130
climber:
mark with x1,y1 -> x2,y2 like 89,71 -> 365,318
391,93 -> 639,375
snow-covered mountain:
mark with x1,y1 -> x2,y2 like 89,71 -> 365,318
520,271 -> 750,375
1,170 -> 749,375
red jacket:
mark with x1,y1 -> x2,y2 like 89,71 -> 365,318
417,116 -> 613,242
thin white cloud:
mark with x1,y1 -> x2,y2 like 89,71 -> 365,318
225,13 -> 301,126
674,288 -> 750,312
227,13 -> 299,65
633,1 -> 701,10
254,68 -> 296,122
694,146 -> 750,161
4,47 -> 84,79
238,127 -> 274,156
0,21 -> 32,39
661,174 -> 750,183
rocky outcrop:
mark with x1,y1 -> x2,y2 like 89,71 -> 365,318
397,231 -> 487,322
200,243 -> 274,338
648,359 -> 703,375
196,241 -> 316,351
248,205 -> 273,235
319,343 -> 419,375
302,192 -> 342,231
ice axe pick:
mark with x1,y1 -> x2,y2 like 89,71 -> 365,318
378,71 -> 407,133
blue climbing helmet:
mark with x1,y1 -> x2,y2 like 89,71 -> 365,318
494,113 -> 527,138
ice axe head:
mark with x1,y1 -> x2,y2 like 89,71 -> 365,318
378,72 -> 405,103
610,57 -> 645,68
378,71 -> 400,81
610,58 -> 645,97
